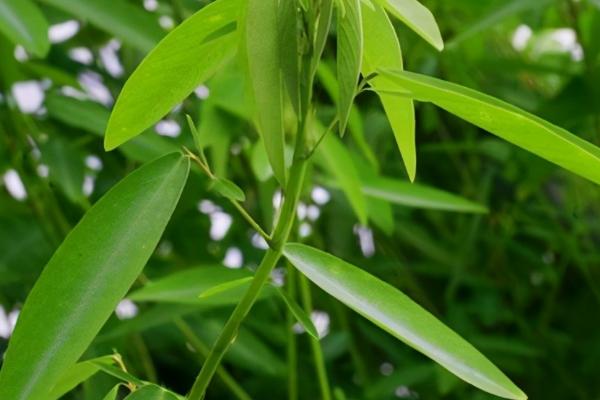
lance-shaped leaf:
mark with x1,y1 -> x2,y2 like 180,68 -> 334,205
374,0 -> 443,50
278,0 -> 300,115
101,385 -> 123,400
283,243 -> 527,400
382,70 -> 600,186
0,153 -> 190,400
362,175 -> 488,213
275,287 -> 319,340
124,384 -> 181,400
104,0 -> 239,150
0,0 -> 49,57
40,0 -> 162,53
362,2 -> 416,181
337,0 -> 363,135
49,355 -> 116,400
246,0 -> 286,185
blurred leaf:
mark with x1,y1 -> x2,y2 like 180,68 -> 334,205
283,243 -> 527,400
105,0 -> 239,150
375,0 -> 443,50
0,153 -> 190,400
129,266 -> 272,306
317,132 -> 368,225
41,136 -> 86,205
383,70 -> 600,186
337,0 -> 363,135
198,276 -> 253,299
123,384 -> 180,400
246,0 -> 286,185
101,385 -> 122,400
210,177 -> 246,202
362,175 -> 488,213
275,287 -> 319,339
362,2 -> 416,180
0,0 -> 49,57
40,0 -> 163,53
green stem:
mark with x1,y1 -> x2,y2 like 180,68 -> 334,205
298,273 -> 332,400
286,264 -> 298,400
173,318 -> 252,400
187,150 -> 308,400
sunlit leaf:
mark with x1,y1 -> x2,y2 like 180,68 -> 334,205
374,0 -> 443,50
337,0 -> 363,135
362,2 -> 416,180
283,243 -> 527,400
0,153 -> 190,400
382,70 -> 600,186
246,0 -> 286,185
104,0 -> 239,150
0,0 -> 49,57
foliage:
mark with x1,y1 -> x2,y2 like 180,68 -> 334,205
1,0 -> 600,399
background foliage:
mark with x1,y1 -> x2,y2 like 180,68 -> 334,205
1,0 -> 600,399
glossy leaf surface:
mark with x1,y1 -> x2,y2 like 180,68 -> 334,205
246,0 -> 286,185
283,243 -> 527,400
383,70 -> 600,186
105,0 -> 239,150
375,0 -> 443,50
362,2 -> 416,180
0,153 -> 190,400
337,0 -> 363,135
0,0 -> 49,57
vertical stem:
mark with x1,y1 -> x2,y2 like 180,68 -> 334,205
298,273 -> 332,400
286,264 -> 298,400
173,318 -> 252,400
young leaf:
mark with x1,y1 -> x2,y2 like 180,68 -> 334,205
186,114 -> 204,155
275,287 -> 319,340
210,177 -> 246,202
0,153 -> 190,400
101,385 -> 123,400
382,70 -> 600,186
246,0 -> 286,186
361,2 -> 416,181
39,0 -> 163,53
316,132 -> 368,225
362,176 -> 488,213
128,266 -> 265,306
104,0 -> 239,150
123,384 -> 180,400
337,0 -> 363,135
0,0 -> 49,57
198,277 -> 254,299
283,243 -> 527,400
374,0 -> 443,50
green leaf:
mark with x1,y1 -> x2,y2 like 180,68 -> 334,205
275,287 -> 319,340
129,266 -> 266,306
49,355 -> 116,400
186,114 -> 204,155
0,0 -> 49,57
199,277 -> 253,299
210,177 -> 246,202
39,0 -> 163,53
316,132 -> 368,225
40,136 -> 86,206
278,0 -> 300,115
0,153 -> 190,400
361,2 -> 416,181
283,243 -> 527,400
362,175 -> 488,213
246,0 -> 286,186
337,0 -> 363,135
123,384 -> 180,400
382,70 -> 600,186
101,385 -> 122,400
104,0 -> 239,150
374,0 -> 443,50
